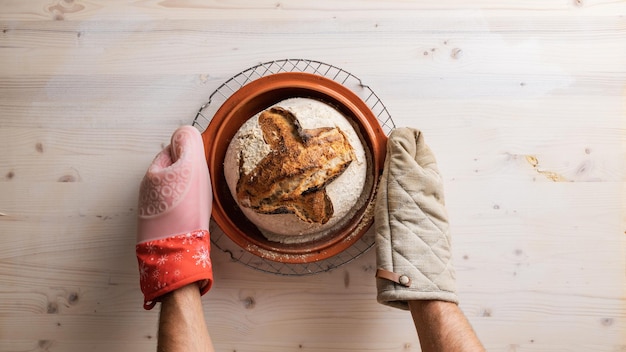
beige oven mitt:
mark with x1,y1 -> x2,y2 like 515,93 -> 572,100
375,128 -> 457,310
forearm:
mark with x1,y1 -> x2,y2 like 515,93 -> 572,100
158,284 -> 215,352
409,300 -> 485,352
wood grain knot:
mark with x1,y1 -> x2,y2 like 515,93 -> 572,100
241,296 -> 255,309
600,317 -> 614,326
47,302 -> 58,314
58,175 -> 77,182
67,292 -> 79,305
525,155 -> 568,182
451,48 -> 463,59
58,168 -> 82,182
47,0 -> 86,20
38,339 -> 54,351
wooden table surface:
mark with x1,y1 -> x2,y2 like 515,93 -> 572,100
1,1 -> 625,351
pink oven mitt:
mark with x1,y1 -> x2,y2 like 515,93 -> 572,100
136,125 -> 213,310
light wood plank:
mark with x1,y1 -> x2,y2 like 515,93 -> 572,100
1,0 -> 626,21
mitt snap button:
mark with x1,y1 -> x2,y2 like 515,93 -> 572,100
399,275 -> 411,287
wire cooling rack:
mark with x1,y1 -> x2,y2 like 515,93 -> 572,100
193,59 -> 394,276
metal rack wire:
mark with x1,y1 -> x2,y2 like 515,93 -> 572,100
193,59 -> 394,276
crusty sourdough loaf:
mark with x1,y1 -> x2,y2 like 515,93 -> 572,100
224,98 -> 368,243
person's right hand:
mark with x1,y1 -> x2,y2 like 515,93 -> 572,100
374,128 -> 457,310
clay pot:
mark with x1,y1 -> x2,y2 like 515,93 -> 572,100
201,72 -> 386,263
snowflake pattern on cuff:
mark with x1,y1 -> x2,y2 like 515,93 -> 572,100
136,229 -> 213,310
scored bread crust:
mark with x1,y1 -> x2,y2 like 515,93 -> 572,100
235,107 -> 356,224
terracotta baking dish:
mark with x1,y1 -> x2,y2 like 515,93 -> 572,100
201,72 -> 386,263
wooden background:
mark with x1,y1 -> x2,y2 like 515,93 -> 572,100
1,1 -> 624,351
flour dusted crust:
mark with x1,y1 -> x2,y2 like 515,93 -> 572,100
236,106 -> 356,224
224,98 -> 368,243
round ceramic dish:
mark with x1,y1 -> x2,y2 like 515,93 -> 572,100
201,72 -> 387,264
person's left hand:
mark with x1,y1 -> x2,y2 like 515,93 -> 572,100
137,125 -> 212,242
136,125 -> 214,310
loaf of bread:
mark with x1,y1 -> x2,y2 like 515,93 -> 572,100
236,106 -> 356,224
224,98 -> 368,243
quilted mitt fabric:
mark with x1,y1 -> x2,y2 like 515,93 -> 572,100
375,128 -> 457,310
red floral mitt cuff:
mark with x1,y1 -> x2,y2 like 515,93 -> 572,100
136,229 -> 213,310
